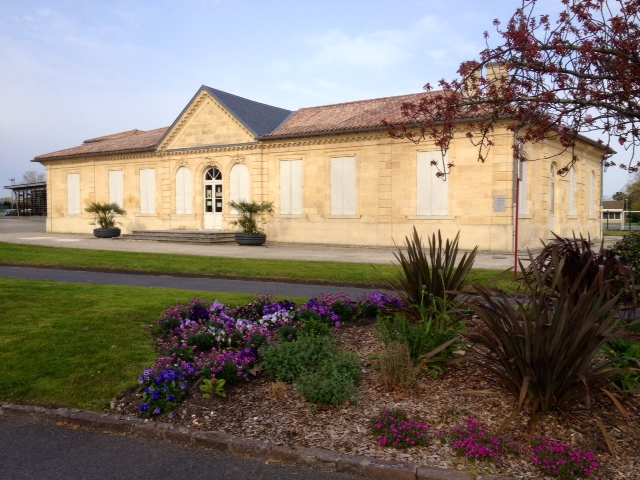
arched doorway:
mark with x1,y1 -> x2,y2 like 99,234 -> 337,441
204,167 -> 223,230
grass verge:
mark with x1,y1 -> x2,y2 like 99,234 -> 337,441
0,242 -> 520,293
0,278 -> 307,411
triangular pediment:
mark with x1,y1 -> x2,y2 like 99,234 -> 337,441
158,90 -> 255,150
158,87 -> 293,151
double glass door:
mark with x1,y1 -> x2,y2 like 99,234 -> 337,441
204,168 -> 222,230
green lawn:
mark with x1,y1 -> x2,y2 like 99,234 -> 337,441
0,243 -> 520,411
0,241 -> 519,292
0,278 -> 306,410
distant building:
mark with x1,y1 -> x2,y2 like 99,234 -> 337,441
602,200 -> 624,225
3,181 -> 47,217
34,84 -> 606,251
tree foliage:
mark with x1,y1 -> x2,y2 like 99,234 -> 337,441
621,171 -> 640,209
384,0 -> 640,176
21,170 -> 46,184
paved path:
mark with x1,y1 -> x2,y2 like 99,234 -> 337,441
0,265 -> 386,298
0,217 -> 521,270
0,413 -> 359,480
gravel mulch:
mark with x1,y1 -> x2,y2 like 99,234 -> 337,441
111,323 -> 640,479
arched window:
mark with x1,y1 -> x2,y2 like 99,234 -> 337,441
550,165 -> 556,216
518,160 -> 528,215
589,170 -> 596,216
175,167 -> 193,214
568,167 -> 576,215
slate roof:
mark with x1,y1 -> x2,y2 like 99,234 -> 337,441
264,92 -> 432,138
35,128 -> 169,160
202,86 -> 293,137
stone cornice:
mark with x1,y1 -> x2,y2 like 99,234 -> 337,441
258,132 -> 386,150
40,151 -> 160,166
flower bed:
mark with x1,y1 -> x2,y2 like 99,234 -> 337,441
138,292 -> 402,417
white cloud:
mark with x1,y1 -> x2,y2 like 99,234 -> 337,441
303,29 -> 413,70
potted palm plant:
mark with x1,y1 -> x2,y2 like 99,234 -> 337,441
228,200 -> 274,246
85,202 -> 126,238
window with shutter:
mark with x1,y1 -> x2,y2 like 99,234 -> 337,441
109,170 -> 124,208
67,173 -> 80,214
140,169 -> 156,214
280,160 -> 303,215
230,164 -> 250,209
417,151 -> 449,216
175,167 -> 193,214
330,157 -> 356,215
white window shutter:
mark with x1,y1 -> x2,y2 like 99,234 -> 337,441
230,164 -> 250,205
432,166 -> 449,215
331,158 -> 343,215
417,152 -> 449,216
569,167 -> 576,215
416,153 -> 430,215
176,168 -> 185,214
342,157 -> 356,215
280,161 -> 292,215
67,173 -> 80,214
331,157 -> 356,215
183,168 -> 193,214
140,169 -> 156,214
291,160 -> 303,215
109,170 -> 124,208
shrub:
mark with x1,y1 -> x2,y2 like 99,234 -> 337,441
376,312 -> 460,377
297,318 -> 332,338
296,351 -> 361,405
263,335 -> 335,383
392,227 -> 477,320
531,437 -> 599,479
466,251 -> 633,416
611,232 -> 640,294
370,409 -> 430,449
602,336 -> 640,391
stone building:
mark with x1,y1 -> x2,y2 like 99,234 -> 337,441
34,84 -> 606,251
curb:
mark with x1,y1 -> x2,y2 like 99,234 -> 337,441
0,402 -> 511,480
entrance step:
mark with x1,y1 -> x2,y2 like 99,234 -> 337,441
118,230 -> 236,244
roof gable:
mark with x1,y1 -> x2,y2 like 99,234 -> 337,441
158,86 -> 292,151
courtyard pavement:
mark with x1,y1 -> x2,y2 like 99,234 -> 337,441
0,217 -> 527,271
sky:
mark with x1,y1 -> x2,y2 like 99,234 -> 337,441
0,0 -> 632,199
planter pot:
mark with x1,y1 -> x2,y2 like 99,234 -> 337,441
93,228 -> 122,238
234,233 -> 267,246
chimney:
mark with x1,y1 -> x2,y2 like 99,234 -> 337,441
485,62 -> 510,91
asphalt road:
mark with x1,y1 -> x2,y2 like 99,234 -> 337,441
0,414 -> 358,480
0,265 -> 388,298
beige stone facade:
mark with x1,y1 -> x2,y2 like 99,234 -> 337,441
35,86 -> 605,251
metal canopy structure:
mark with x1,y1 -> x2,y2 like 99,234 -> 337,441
3,181 -> 47,217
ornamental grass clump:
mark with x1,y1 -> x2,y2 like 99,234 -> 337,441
527,232 -> 636,306
370,409 -> 431,448
466,250 -> 637,423
392,227 -> 477,321
531,437 -> 599,479
444,418 -> 522,462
